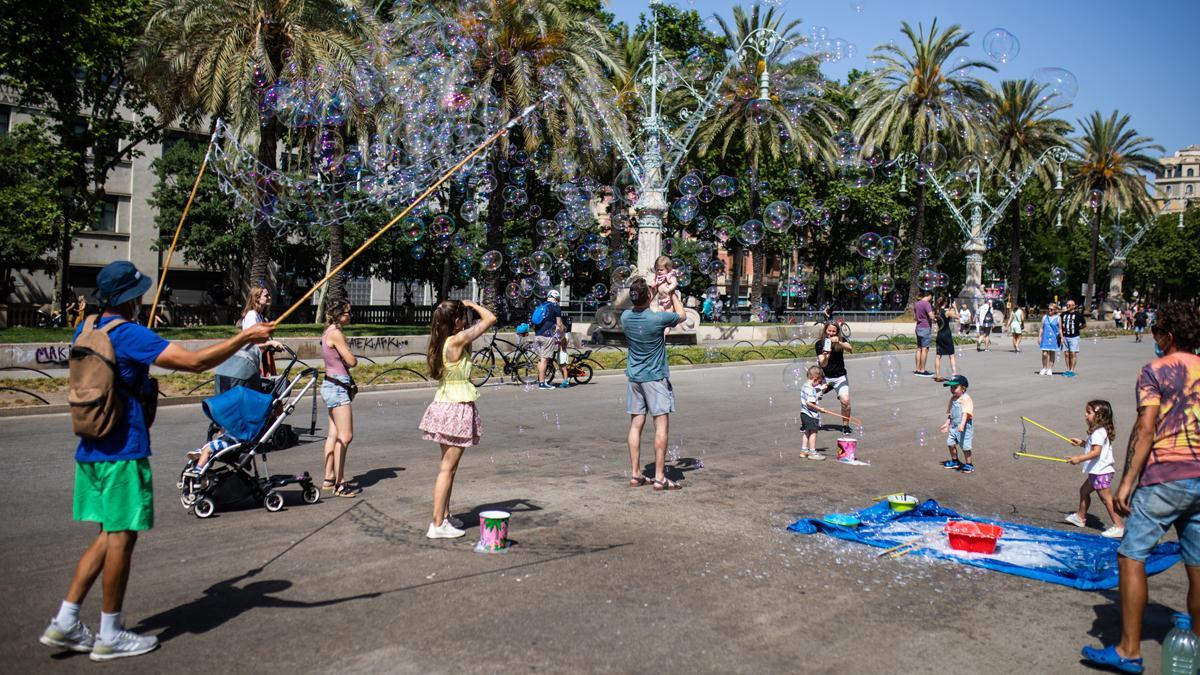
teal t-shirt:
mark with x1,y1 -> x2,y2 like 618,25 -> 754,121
620,309 -> 682,382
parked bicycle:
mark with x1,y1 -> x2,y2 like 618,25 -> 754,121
545,350 -> 596,387
470,325 -> 539,386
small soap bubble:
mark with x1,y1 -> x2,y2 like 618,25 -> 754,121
741,372 -> 755,388
582,464 -> 591,474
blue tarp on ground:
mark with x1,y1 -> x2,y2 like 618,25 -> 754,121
787,499 -> 1182,591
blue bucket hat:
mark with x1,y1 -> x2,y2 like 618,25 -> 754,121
96,261 -> 153,307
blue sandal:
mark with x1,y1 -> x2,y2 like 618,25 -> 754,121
1081,645 -> 1143,674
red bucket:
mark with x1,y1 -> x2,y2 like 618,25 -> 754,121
944,520 -> 1003,554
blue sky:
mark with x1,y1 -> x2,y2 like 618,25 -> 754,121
608,0 -> 1199,169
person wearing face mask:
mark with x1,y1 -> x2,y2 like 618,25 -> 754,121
1082,303 -> 1200,672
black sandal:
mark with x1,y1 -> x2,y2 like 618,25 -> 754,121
334,483 -> 360,497
629,475 -> 650,487
653,477 -> 682,491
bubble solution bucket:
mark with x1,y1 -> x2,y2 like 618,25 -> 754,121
944,520 -> 1003,554
477,510 -> 511,552
836,437 -> 857,462
886,494 -> 919,513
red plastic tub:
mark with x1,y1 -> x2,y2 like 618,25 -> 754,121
944,520 -> 1004,554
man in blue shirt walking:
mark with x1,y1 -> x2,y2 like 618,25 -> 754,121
620,278 -> 684,491
40,261 -> 274,661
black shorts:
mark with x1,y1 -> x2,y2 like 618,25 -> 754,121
801,414 -> 820,432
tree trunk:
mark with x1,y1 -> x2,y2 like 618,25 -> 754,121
729,244 -> 743,320
249,118 -> 279,287
1007,196 -> 1022,306
905,182 -> 928,313
1085,207 -> 1101,314
326,221 -> 346,309
439,254 -> 451,302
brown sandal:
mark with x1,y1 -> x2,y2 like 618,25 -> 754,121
630,474 -> 650,487
334,483 -> 360,497
653,477 -> 682,491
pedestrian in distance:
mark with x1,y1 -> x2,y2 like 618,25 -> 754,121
1081,302 -> 1200,673
913,291 -> 935,377
977,302 -> 994,351
815,321 -> 855,433
533,290 -> 564,390
40,261 -> 275,661
1009,304 -> 1025,353
938,375 -> 975,473
320,301 -> 359,497
620,278 -> 685,491
1060,299 -> 1086,377
421,299 -> 496,538
933,295 -> 958,382
1132,303 -> 1148,342
1063,400 -> 1124,538
1037,302 -> 1062,376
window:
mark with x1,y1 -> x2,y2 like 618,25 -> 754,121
0,106 -> 9,137
90,197 -> 119,232
346,276 -> 372,306
1188,185 -> 1195,195
1189,168 -> 1195,177
1166,185 -> 1173,195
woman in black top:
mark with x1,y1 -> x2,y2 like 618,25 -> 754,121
934,296 -> 958,382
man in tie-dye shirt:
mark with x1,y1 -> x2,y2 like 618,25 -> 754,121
1083,303 -> 1200,672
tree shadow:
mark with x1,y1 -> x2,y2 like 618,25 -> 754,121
348,466 -> 405,489
451,499 -> 542,532
1086,589 -> 1178,648
131,568 -> 378,643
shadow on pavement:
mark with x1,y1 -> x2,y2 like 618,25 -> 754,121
453,498 -> 543,532
1086,590 -> 1178,647
349,466 -> 406,489
641,458 -> 704,482
132,568 -> 379,643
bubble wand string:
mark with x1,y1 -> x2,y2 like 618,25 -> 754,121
1021,416 -> 1073,444
275,99 -> 546,325
147,123 -> 220,328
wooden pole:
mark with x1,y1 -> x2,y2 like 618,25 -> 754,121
275,102 -> 542,325
147,125 -> 220,327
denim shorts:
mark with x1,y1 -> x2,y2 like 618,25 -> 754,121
1118,477 -> 1200,565
1063,336 -> 1080,353
947,423 -> 974,451
321,375 -> 353,409
915,327 -> 933,348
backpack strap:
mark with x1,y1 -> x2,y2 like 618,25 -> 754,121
98,317 -> 127,335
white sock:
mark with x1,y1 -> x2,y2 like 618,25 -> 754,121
55,600 -> 80,627
99,612 -> 122,642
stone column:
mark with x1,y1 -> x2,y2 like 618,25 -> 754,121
957,235 -> 986,306
1101,258 -> 1125,319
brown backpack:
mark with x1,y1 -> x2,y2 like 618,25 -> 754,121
68,315 -> 130,439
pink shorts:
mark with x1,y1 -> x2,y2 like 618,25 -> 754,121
1089,472 -> 1114,491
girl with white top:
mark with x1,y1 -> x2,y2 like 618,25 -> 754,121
213,285 -> 282,393
1064,400 -> 1124,538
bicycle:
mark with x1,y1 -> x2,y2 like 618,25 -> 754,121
470,326 -> 539,386
545,349 -> 595,387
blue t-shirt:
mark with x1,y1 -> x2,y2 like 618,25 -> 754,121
620,309 -> 682,382
73,316 -> 169,463
535,301 -> 562,338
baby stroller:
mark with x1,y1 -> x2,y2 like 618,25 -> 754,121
177,347 -> 320,518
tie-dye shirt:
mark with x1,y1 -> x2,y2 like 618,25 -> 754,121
1135,352 -> 1200,486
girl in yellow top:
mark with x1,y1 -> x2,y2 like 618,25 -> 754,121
420,299 -> 495,539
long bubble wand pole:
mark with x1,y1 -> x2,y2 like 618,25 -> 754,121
147,122 -> 222,327
275,101 -> 543,325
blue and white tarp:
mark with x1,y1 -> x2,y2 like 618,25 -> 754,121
788,499 -> 1181,591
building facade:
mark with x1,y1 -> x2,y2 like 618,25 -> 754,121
1155,144 -> 1200,213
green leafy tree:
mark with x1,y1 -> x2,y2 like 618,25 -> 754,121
0,0 -> 165,310
985,79 -> 1072,305
1061,111 -> 1163,313
695,4 -> 839,312
0,123 -> 71,300
135,0 -> 379,286
1125,208 -> 1200,303
853,20 -> 994,310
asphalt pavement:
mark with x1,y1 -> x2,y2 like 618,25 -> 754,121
0,336 -> 1188,674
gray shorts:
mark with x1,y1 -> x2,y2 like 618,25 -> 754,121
534,335 -> 559,359
626,378 -> 675,417
916,327 -> 933,348
1063,336 -> 1080,353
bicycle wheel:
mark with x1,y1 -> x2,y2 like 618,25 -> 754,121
571,363 -> 593,385
470,349 -> 496,386
512,349 -> 539,385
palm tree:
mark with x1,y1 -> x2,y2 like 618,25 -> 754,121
853,20 -> 994,310
985,79 -> 1072,305
135,0 -> 378,287
443,0 -> 623,309
1062,111 -> 1162,314
695,4 -> 839,313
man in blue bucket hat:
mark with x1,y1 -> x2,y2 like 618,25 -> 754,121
39,261 -> 275,661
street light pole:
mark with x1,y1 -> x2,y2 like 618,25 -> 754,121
895,145 -> 1074,305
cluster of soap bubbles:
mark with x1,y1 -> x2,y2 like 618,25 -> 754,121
918,268 -> 951,292
806,26 -> 857,64
1049,266 -> 1066,287
854,232 -> 902,263
983,28 -> 1020,64
879,354 -> 902,391
1031,67 -> 1078,108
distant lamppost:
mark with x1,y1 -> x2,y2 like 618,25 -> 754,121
894,146 -> 1075,304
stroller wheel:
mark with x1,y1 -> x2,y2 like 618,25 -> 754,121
264,490 -> 285,512
194,497 -> 215,519
180,492 -> 198,508
301,485 -> 321,504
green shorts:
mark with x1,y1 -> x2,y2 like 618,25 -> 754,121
73,459 -> 154,532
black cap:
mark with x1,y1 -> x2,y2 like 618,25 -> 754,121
942,374 -> 969,389
95,261 -> 152,307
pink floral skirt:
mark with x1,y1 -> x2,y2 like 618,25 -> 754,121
420,401 -> 482,447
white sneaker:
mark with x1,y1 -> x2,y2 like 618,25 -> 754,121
798,450 -> 811,459
1063,513 -> 1086,528
426,520 -> 465,539
807,452 -> 826,461
39,618 -> 94,653
1101,526 -> 1125,539
446,515 -> 464,529
89,628 -> 158,661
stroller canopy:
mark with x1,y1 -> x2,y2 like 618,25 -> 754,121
203,386 -> 273,443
